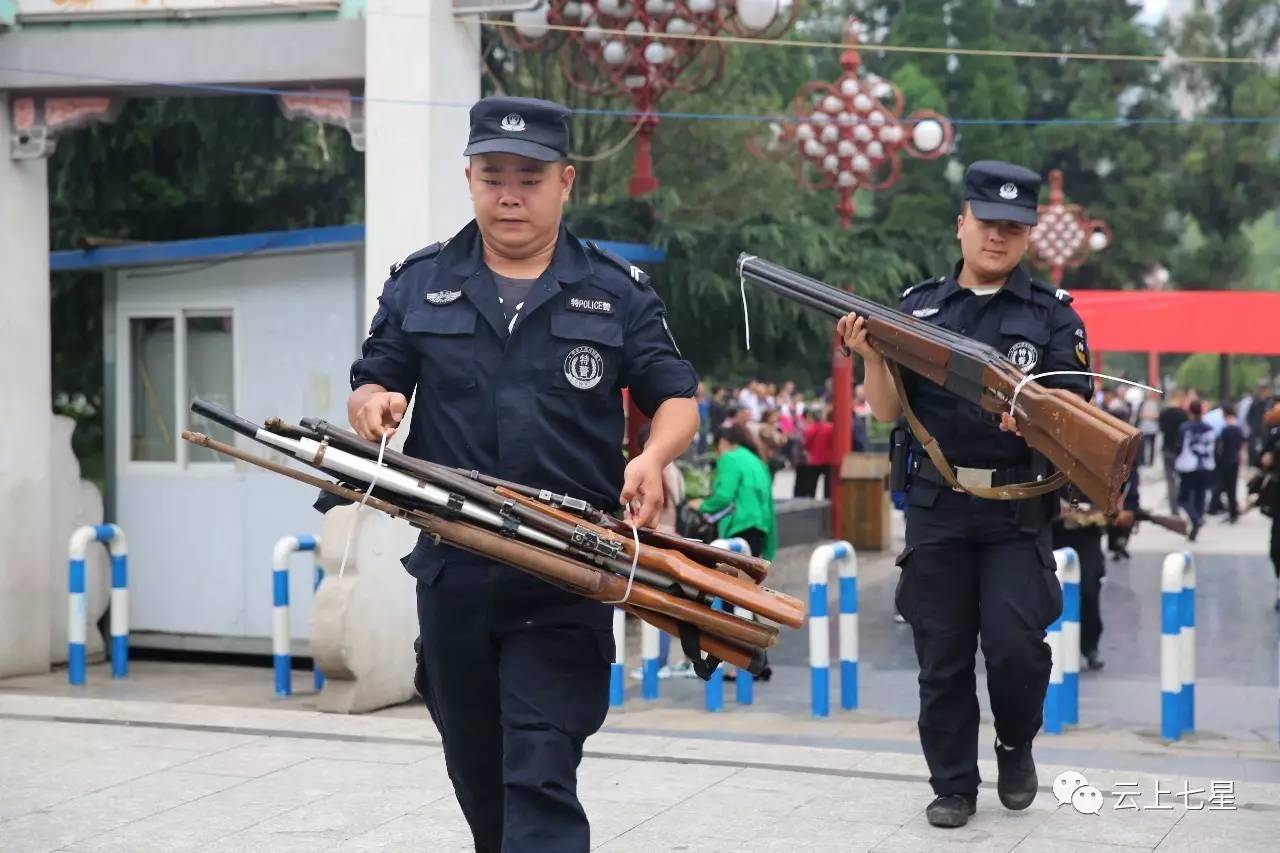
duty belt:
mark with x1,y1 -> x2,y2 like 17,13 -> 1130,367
913,457 -> 1039,493
886,361 -> 1066,501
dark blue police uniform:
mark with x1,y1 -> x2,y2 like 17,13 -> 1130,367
892,161 -> 1092,802
350,96 -> 698,853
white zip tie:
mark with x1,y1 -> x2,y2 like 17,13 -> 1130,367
1010,370 -> 1162,416
337,432 -> 389,579
736,254 -> 756,352
602,515 -> 642,605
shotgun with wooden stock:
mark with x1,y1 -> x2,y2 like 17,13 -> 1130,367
736,255 -> 1142,516
185,399 -> 803,678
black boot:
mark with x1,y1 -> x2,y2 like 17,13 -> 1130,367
926,793 -> 977,828
1084,650 -> 1105,671
995,739 -> 1038,810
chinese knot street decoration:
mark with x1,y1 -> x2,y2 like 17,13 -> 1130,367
1028,169 -> 1111,285
503,0 -> 797,197
754,18 -> 952,228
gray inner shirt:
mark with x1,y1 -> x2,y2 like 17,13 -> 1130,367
491,271 -> 538,333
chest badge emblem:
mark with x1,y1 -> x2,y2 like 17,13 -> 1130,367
1007,341 -> 1039,372
425,290 -> 462,305
564,345 -> 605,390
911,307 -> 940,318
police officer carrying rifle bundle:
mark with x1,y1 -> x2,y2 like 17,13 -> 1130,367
346,96 -> 699,852
837,161 -> 1093,829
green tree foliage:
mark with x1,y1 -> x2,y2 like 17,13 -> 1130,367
1175,353 -> 1270,399
1170,0 -> 1280,288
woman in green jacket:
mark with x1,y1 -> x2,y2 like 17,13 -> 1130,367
689,423 -> 778,561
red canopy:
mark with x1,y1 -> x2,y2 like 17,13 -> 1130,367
1070,290 -> 1280,355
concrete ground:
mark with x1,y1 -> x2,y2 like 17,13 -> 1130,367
2,458 -> 1277,851
3,692 -> 1280,853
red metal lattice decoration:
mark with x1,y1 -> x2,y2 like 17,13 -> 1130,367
1028,169 -> 1111,285
751,18 -> 952,228
502,0 -> 797,197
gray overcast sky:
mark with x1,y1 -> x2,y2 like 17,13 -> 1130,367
1140,0 -> 1168,24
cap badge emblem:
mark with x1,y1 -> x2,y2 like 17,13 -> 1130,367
500,113 -> 526,133
998,182 -> 1019,200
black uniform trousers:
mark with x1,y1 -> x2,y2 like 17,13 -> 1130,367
414,556 -> 613,853
895,487 -> 1062,796
1051,525 -> 1105,657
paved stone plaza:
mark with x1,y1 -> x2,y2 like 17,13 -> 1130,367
2,691 -> 1279,852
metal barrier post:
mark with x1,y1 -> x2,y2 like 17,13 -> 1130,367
271,534 -> 320,697
640,621 -> 661,700
704,597 -> 725,712
808,541 -> 855,717
1056,548 -> 1081,726
707,538 -> 752,705
1043,608 -> 1064,734
1179,553 -> 1196,734
1160,553 -> 1186,741
611,608 -> 626,707
68,524 -> 128,685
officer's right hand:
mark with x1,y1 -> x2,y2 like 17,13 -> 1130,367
836,312 -> 880,362
353,391 -> 408,441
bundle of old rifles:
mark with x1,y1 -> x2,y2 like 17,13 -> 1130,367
737,254 -> 1142,515
183,400 -> 803,679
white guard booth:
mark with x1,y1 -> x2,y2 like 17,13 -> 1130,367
56,226 -> 363,655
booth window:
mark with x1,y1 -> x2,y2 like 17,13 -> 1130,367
185,314 -> 236,463
127,311 -> 234,466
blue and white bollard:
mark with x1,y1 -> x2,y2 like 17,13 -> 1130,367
705,597 -> 725,712
1056,548 -> 1081,726
698,538 -> 752,713
808,541 -> 855,718
1160,552 -> 1194,741
271,534 -> 321,697
610,608 -> 626,707
68,524 -> 128,685
707,538 -> 752,705
1043,609 -> 1064,735
837,546 -> 858,711
1179,554 -> 1196,734
640,620 -> 661,701
733,605 -> 755,706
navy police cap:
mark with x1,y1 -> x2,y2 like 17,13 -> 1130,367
963,160 -> 1041,225
463,95 -> 571,162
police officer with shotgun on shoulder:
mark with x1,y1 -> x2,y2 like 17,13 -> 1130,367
837,161 -> 1093,829
345,95 -> 699,852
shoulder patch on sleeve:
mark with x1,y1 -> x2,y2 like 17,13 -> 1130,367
389,241 -> 443,278
587,241 -> 651,287
1030,278 -> 1073,304
901,276 -> 941,300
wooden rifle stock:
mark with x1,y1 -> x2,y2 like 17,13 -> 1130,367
293,417 -> 772,585
496,487 -> 806,628
737,255 -> 1142,515
1134,508 -> 1189,536
182,430 -> 778,658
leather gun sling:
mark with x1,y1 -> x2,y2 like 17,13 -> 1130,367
886,360 -> 1066,501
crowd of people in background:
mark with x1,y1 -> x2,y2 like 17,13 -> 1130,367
1093,378 -> 1276,539
694,379 -> 873,499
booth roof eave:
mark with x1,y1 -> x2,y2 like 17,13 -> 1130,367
0,18 -> 364,93
49,224 -> 666,272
